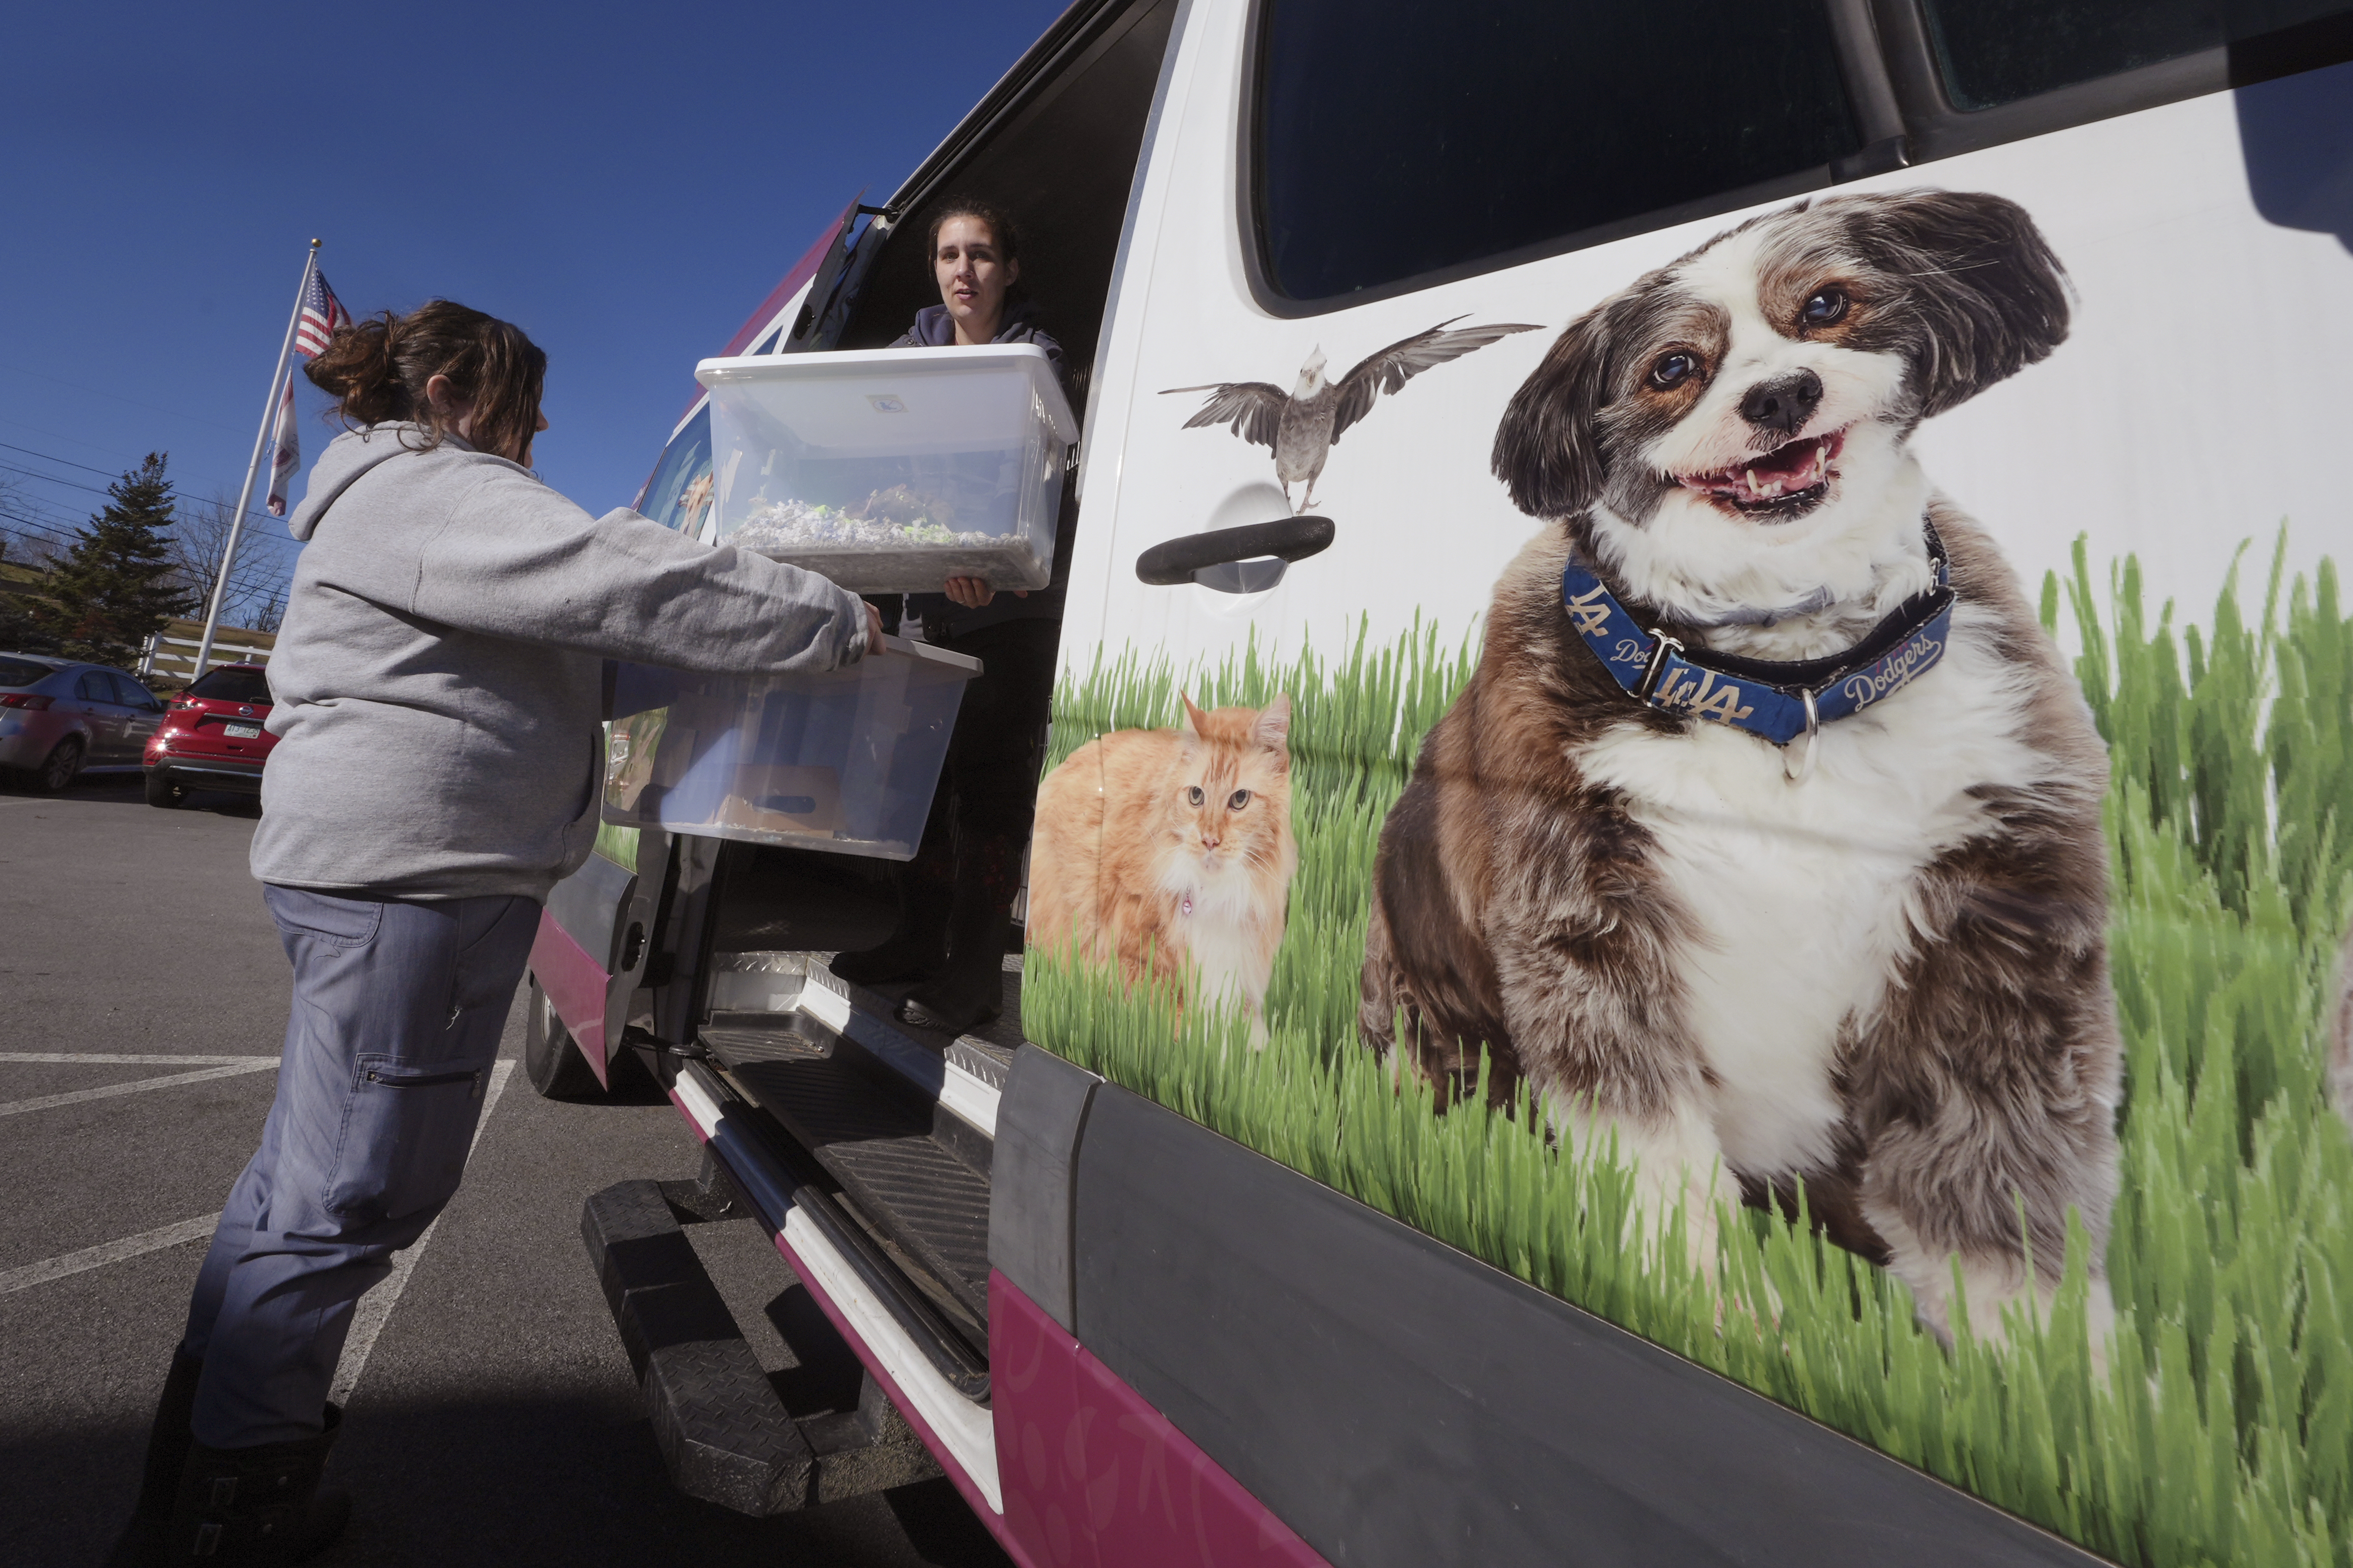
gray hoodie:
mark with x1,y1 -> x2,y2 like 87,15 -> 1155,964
252,423 -> 869,900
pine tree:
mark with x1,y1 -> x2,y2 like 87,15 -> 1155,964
35,453 -> 197,669
0,534 -> 52,654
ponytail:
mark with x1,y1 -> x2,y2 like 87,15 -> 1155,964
305,300 -> 547,465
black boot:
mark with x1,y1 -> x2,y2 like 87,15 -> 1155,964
164,1404 -> 351,1565
830,854 -> 952,988
104,1348 -> 205,1568
827,919 -> 948,988
897,898 -> 1013,1036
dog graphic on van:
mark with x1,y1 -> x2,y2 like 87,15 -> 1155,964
1358,189 -> 2122,1355
1163,317 -> 1539,511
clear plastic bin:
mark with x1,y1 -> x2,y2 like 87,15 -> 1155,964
601,637 -> 983,859
695,345 -> 1077,593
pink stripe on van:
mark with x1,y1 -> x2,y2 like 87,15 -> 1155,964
990,1272 -> 1332,1568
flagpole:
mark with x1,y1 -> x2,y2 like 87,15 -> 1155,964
193,238 -> 319,682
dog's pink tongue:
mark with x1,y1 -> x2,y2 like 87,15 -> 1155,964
1734,435 -> 1830,500
1750,437 -> 1819,479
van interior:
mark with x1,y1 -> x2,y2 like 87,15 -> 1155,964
626,0 -> 1182,1394
685,0 -> 1179,980
835,0 -> 1179,390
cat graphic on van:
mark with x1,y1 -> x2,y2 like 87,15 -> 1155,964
1029,695 -> 1297,1043
1359,189 -> 2123,1356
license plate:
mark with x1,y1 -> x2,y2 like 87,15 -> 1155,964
223,722 -> 262,739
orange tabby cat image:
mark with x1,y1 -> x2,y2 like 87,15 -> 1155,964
1028,694 -> 1297,1041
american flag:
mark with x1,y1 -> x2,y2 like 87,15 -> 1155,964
266,378 -> 300,516
292,266 -> 351,358
267,265 -> 351,514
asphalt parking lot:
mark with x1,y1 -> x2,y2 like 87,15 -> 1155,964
0,772 -> 1012,1567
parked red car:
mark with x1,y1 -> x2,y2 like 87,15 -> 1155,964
143,662 -> 277,807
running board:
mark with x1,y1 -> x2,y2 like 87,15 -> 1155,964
701,1017 -> 993,1334
581,1166 -> 940,1516
664,1059 -> 1004,1512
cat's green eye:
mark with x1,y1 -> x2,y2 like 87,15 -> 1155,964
1229,790 -> 1251,810
1187,786 -> 1205,806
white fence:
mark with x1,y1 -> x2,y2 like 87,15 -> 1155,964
138,620 -> 276,683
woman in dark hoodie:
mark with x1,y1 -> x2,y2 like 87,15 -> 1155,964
832,200 -> 1070,1033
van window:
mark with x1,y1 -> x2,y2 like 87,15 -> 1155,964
1253,0 -> 1861,303
638,406 -> 717,537
1923,0 -> 2352,110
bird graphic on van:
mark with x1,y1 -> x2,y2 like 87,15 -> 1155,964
1161,317 -> 1540,511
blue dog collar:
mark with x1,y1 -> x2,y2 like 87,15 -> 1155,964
1559,522 -> 1954,750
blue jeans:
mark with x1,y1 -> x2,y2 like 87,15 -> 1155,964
180,887 -> 540,1447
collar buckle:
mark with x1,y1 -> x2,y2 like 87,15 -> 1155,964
1782,687 -> 1820,783
1635,629 -> 1683,702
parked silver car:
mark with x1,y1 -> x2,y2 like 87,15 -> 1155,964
0,653 -> 168,792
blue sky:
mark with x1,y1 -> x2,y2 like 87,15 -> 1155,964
0,0 -> 1067,618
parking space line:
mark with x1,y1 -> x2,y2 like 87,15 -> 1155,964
329,1059 -> 516,1405
0,1213 -> 219,1297
0,1060 -> 279,1118
0,1059 -> 513,1324
0,1053 -> 280,1065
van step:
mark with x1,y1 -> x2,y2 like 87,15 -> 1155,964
675,1059 -> 991,1398
581,1169 -> 940,1515
701,1020 -> 993,1334
801,956 -> 1022,1089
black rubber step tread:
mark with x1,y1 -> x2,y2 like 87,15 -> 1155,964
718,1050 -> 994,1328
582,1177 -> 946,1511
581,1182 -> 813,1515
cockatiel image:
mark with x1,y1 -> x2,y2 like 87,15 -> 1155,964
1162,316 -> 1541,511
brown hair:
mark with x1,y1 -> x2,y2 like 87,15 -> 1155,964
305,300 -> 548,464
927,198 -> 1021,266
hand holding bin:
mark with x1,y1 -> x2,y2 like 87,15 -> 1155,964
604,636 -> 982,859
695,345 -> 1077,594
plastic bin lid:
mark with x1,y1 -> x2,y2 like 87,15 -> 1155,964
694,344 -> 1079,445
874,631 -> 983,672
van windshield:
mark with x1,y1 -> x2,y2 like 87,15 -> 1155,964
638,406 -> 717,539
187,667 -> 273,705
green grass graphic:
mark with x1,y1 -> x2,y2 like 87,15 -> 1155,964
1026,531 -> 2353,1566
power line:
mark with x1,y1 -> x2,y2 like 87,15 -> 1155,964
0,439 -> 129,478
0,508 -> 293,606
0,460 -> 133,499
0,471 -> 298,554
0,430 -> 254,500
0,458 -> 290,521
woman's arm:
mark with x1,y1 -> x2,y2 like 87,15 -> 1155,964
405,466 -> 873,673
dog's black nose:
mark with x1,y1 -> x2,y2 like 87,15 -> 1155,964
1740,370 -> 1823,434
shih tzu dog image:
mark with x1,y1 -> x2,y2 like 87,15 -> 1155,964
1361,190 -> 2122,1350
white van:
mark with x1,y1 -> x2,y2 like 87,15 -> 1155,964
535,3 -> 2353,1563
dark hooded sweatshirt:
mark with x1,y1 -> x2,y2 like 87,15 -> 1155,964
888,301 -> 1076,639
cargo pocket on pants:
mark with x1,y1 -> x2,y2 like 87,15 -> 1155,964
323,1054 -> 491,1223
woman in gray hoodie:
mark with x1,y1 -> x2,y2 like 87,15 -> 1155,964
109,301 -> 878,1567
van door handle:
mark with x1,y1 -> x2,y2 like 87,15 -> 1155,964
1135,516 -> 1335,592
